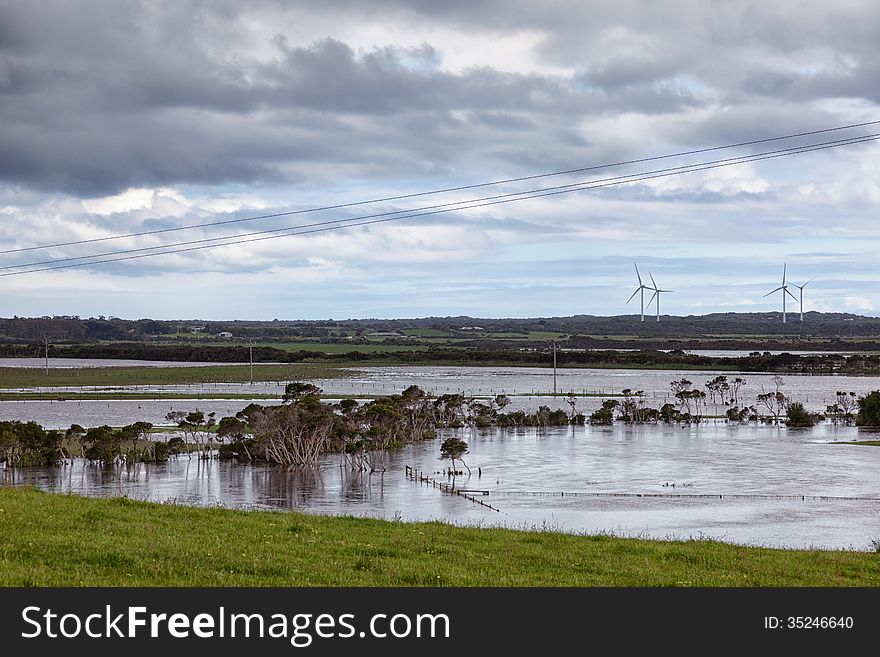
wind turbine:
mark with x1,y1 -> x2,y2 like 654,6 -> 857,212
626,263 -> 650,322
764,263 -> 798,323
791,279 -> 814,323
647,272 -> 673,322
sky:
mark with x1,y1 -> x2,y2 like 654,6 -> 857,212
1,0 -> 879,320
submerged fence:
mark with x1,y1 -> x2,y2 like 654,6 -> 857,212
405,465 -> 502,512
493,490 -> 880,502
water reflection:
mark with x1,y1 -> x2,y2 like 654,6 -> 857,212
4,422 -> 880,550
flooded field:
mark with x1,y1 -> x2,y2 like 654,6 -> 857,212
3,365 -> 880,428
4,422 -> 880,550
3,363 -> 880,550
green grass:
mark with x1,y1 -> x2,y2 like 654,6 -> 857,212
211,341 -> 428,353
1,487 -> 878,586
401,328 -> 454,338
835,440 -> 880,447
0,392 -> 382,402
0,392 -> 284,401
0,364 -> 352,389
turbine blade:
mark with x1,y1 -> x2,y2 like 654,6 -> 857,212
648,290 -> 658,306
764,286 -> 783,297
626,288 -> 640,304
649,272 -> 658,290
634,262 -> 642,285
803,278 -> 815,287
786,288 -> 798,301
783,262 -> 787,284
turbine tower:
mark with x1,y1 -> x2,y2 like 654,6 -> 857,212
647,272 -> 673,322
791,279 -> 813,323
626,263 -> 650,322
764,262 -> 798,323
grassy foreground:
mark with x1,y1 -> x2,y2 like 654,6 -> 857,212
1,488 -> 879,586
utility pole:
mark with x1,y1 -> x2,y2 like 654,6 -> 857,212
249,341 -> 254,385
44,336 -> 49,375
552,340 -> 557,395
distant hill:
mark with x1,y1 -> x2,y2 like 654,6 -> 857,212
1,311 -> 879,342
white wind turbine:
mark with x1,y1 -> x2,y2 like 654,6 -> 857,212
626,263 -> 651,322
647,272 -> 673,322
791,278 -> 814,323
764,263 -> 798,323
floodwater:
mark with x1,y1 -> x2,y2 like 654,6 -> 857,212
0,398 -> 278,429
3,365 -> 880,428
3,364 -> 880,549
4,422 -> 880,550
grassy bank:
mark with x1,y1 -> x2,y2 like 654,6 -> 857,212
0,392 -> 285,401
0,487 -> 878,586
0,363 -> 352,389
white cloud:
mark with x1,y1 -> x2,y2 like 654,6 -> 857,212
844,295 -> 876,312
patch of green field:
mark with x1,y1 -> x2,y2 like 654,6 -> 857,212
523,332 -> 570,340
0,488 -> 878,586
0,392 -> 380,402
0,392 -> 283,401
834,440 -> 880,447
401,328 -> 454,337
211,341 -> 427,353
0,363 -> 352,389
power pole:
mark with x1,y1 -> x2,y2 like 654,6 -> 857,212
249,341 -> 254,385
44,336 -> 49,375
552,340 -> 557,395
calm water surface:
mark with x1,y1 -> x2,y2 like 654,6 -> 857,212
4,365 -> 880,427
4,422 -> 880,550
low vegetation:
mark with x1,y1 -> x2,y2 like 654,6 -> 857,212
0,363 -> 350,389
1,487 -> 878,586
855,391 -> 880,427
8,339 -> 880,374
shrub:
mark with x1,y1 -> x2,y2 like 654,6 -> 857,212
856,391 -> 880,427
785,402 -> 815,428
589,406 -> 614,425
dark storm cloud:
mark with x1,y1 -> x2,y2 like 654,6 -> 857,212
0,1 -> 704,196
0,0 -> 877,198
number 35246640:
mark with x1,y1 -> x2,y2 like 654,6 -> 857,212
764,616 -> 854,629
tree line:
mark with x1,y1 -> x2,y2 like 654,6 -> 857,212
587,375 -> 880,429
7,341 -> 880,373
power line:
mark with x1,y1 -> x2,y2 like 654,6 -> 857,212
1,133 -> 875,279
3,131 -> 876,273
1,119 -> 878,257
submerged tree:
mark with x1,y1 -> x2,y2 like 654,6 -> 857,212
705,375 -> 730,405
0,420 -> 65,466
166,409 -> 216,458
589,399 -> 619,425
440,436 -> 470,476
856,390 -> 880,427
785,402 -> 816,427
756,376 -> 787,423
729,377 -> 747,406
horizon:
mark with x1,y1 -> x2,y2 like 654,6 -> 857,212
2,309 -> 878,324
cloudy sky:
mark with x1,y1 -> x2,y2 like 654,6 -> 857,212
1,0 -> 879,320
